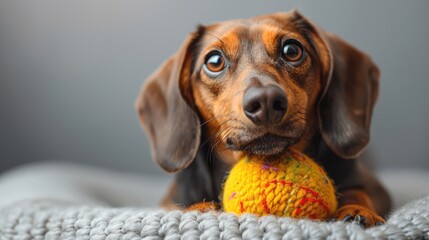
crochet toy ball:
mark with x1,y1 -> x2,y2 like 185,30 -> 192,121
222,150 -> 337,220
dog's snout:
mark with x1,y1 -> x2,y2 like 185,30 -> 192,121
242,85 -> 287,125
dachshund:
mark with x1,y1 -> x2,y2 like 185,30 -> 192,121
135,11 -> 391,228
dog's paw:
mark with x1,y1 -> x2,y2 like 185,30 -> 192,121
187,202 -> 221,212
333,204 -> 385,228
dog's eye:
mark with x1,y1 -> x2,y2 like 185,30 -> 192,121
282,40 -> 304,62
204,52 -> 225,73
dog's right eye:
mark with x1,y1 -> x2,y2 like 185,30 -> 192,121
203,52 -> 226,76
282,40 -> 304,63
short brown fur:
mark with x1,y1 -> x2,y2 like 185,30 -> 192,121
136,11 -> 391,228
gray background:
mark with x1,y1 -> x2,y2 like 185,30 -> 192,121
1,0 -> 428,177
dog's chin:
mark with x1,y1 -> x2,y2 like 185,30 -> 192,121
226,134 -> 300,158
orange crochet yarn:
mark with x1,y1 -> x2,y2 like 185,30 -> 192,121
222,150 -> 337,220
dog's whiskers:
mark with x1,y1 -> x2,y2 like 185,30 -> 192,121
200,119 -> 236,149
200,113 -> 235,127
206,127 -> 235,165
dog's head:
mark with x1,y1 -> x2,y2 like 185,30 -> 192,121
136,11 -> 379,172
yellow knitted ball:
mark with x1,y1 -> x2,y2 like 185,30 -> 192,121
222,150 -> 337,220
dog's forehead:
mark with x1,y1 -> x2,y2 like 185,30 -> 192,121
199,13 -> 307,61
205,13 -> 296,41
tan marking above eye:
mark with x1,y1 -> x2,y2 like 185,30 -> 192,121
221,30 -> 240,58
262,28 -> 281,54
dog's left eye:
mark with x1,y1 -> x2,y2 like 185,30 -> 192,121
282,40 -> 304,62
203,52 -> 226,76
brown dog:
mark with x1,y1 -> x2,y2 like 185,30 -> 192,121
136,11 -> 391,227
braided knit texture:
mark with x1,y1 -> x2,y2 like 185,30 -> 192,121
1,196 -> 428,240
222,151 -> 337,219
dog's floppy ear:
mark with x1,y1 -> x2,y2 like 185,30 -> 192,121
288,11 -> 380,159
135,32 -> 203,172
318,32 -> 380,159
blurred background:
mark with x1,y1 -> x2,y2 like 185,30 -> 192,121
1,0 -> 428,178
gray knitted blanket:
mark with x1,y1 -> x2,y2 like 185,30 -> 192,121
0,196 -> 428,240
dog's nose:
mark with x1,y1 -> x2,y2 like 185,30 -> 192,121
242,85 -> 287,125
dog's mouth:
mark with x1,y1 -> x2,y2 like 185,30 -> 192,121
226,134 -> 300,157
